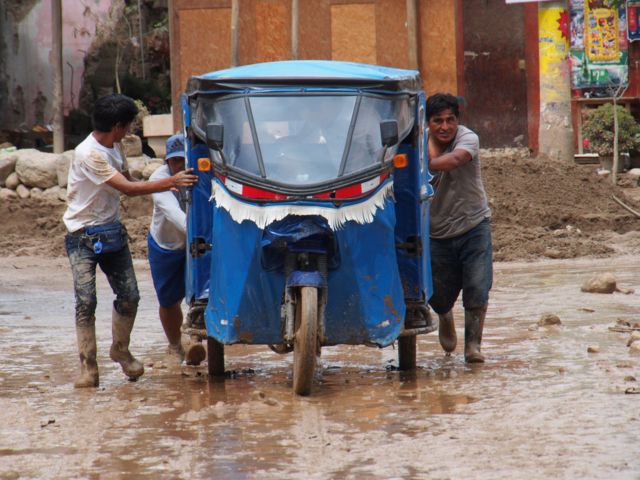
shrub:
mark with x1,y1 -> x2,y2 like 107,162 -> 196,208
582,103 -> 640,157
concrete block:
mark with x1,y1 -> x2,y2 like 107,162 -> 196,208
143,114 -> 174,137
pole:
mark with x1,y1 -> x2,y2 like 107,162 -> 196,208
406,0 -> 419,70
51,0 -> 64,153
231,0 -> 239,67
537,2 -> 574,161
291,0 -> 299,60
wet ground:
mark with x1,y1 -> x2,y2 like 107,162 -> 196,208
1,255 -> 639,479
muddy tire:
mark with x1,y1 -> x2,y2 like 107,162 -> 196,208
398,335 -> 417,370
207,337 -> 225,377
293,286 -> 318,396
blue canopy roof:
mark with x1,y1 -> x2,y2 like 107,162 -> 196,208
186,60 -> 422,95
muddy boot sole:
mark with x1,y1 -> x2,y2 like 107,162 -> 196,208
74,371 -> 99,388
185,343 -> 206,366
110,348 -> 144,380
464,350 -> 486,363
438,312 -> 457,353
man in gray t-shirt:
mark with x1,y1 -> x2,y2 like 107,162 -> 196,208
427,93 -> 492,363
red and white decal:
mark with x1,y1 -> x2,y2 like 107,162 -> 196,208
210,177 -> 394,230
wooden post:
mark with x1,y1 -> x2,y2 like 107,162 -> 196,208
291,0 -> 299,60
51,0 -> 64,153
231,0 -> 239,67
406,0 -> 419,70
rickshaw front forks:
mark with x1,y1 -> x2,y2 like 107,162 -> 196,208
283,252 -> 327,348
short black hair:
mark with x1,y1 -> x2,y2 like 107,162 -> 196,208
426,93 -> 459,121
92,94 -> 138,132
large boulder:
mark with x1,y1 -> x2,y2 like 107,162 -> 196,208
142,160 -> 163,179
581,272 -> 617,294
127,156 -> 147,180
0,188 -> 17,201
15,149 -> 58,189
56,150 -> 74,188
4,172 -> 19,190
0,153 -> 18,186
16,184 -> 30,199
121,134 -> 142,157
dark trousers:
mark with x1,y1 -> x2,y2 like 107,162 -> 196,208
428,218 -> 493,314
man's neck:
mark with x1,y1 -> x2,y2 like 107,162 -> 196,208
92,130 -> 116,148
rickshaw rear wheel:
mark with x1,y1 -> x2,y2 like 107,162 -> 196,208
398,335 -> 417,370
207,337 -> 225,377
293,286 -> 318,396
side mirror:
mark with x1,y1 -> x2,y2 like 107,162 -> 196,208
206,123 -> 224,150
380,120 -> 399,147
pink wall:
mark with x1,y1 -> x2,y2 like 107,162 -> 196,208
3,0 -> 114,128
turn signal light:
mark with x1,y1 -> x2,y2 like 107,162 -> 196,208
197,157 -> 211,171
393,154 -> 409,169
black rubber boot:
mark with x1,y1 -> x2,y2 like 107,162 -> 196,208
438,311 -> 457,353
74,324 -> 99,388
110,309 -> 144,380
464,306 -> 487,363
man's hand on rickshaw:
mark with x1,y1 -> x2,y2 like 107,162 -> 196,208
171,168 -> 198,190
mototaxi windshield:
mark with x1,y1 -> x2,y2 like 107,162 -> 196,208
192,93 -> 415,187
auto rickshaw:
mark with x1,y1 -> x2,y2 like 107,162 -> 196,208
180,60 -> 435,395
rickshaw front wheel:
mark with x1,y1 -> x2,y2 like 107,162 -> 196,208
293,286 -> 318,396
207,337 -> 225,377
398,335 -> 417,370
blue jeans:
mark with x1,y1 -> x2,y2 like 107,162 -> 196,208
428,218 -> 493,314
65,231 -> 140,327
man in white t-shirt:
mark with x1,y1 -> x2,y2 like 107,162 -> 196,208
63,94 -> 198,388
147,134 -> 205,366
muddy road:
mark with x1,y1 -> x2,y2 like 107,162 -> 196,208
1,255 -> 639,479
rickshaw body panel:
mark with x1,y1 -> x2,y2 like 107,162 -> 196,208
205,189 -> 405,347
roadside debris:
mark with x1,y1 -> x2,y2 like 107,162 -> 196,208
581,272 -> 634,294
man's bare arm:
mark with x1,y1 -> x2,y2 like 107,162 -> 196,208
429,148 -> 472,172
106,169 -> 197,197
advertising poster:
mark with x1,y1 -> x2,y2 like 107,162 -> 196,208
570,0 -> 628,89
628,1 -> 640,41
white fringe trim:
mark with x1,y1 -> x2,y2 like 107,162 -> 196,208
210,180 -> 394,230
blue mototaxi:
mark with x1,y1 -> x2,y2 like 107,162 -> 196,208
180,60 -> 435,395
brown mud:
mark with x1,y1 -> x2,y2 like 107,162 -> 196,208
2,153 -> 640,261
1,256 -> 639,479
2,152 -> 640,478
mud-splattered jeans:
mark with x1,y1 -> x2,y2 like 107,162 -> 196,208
65,231 -> 140,327
428,218 -> 493,314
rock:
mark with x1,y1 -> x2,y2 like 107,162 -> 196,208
16,184 -> 30,199
0,152 -> 18,186
581,272 -> 617,294
629,340 -> 640,354
624,375 -> 637,382
5,171 -> 19,190
538,313 -> 562,326
627,331 -> 640,347
587,345 -> 600,353
41,186 -> 63,202
142,160 -> 163,179
14,149 -> 59,189
121,134 -> 142,157
0,188 -> 18,200
627,168 -> 640,179
56,150 -> 73,188
127,156 -> 147,180
57,187 -> 67,202
30,187 -> 43,198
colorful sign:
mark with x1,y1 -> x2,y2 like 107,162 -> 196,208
539,5 -> 571,103
569,0 -> 628,89
628,1 -> 640,41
